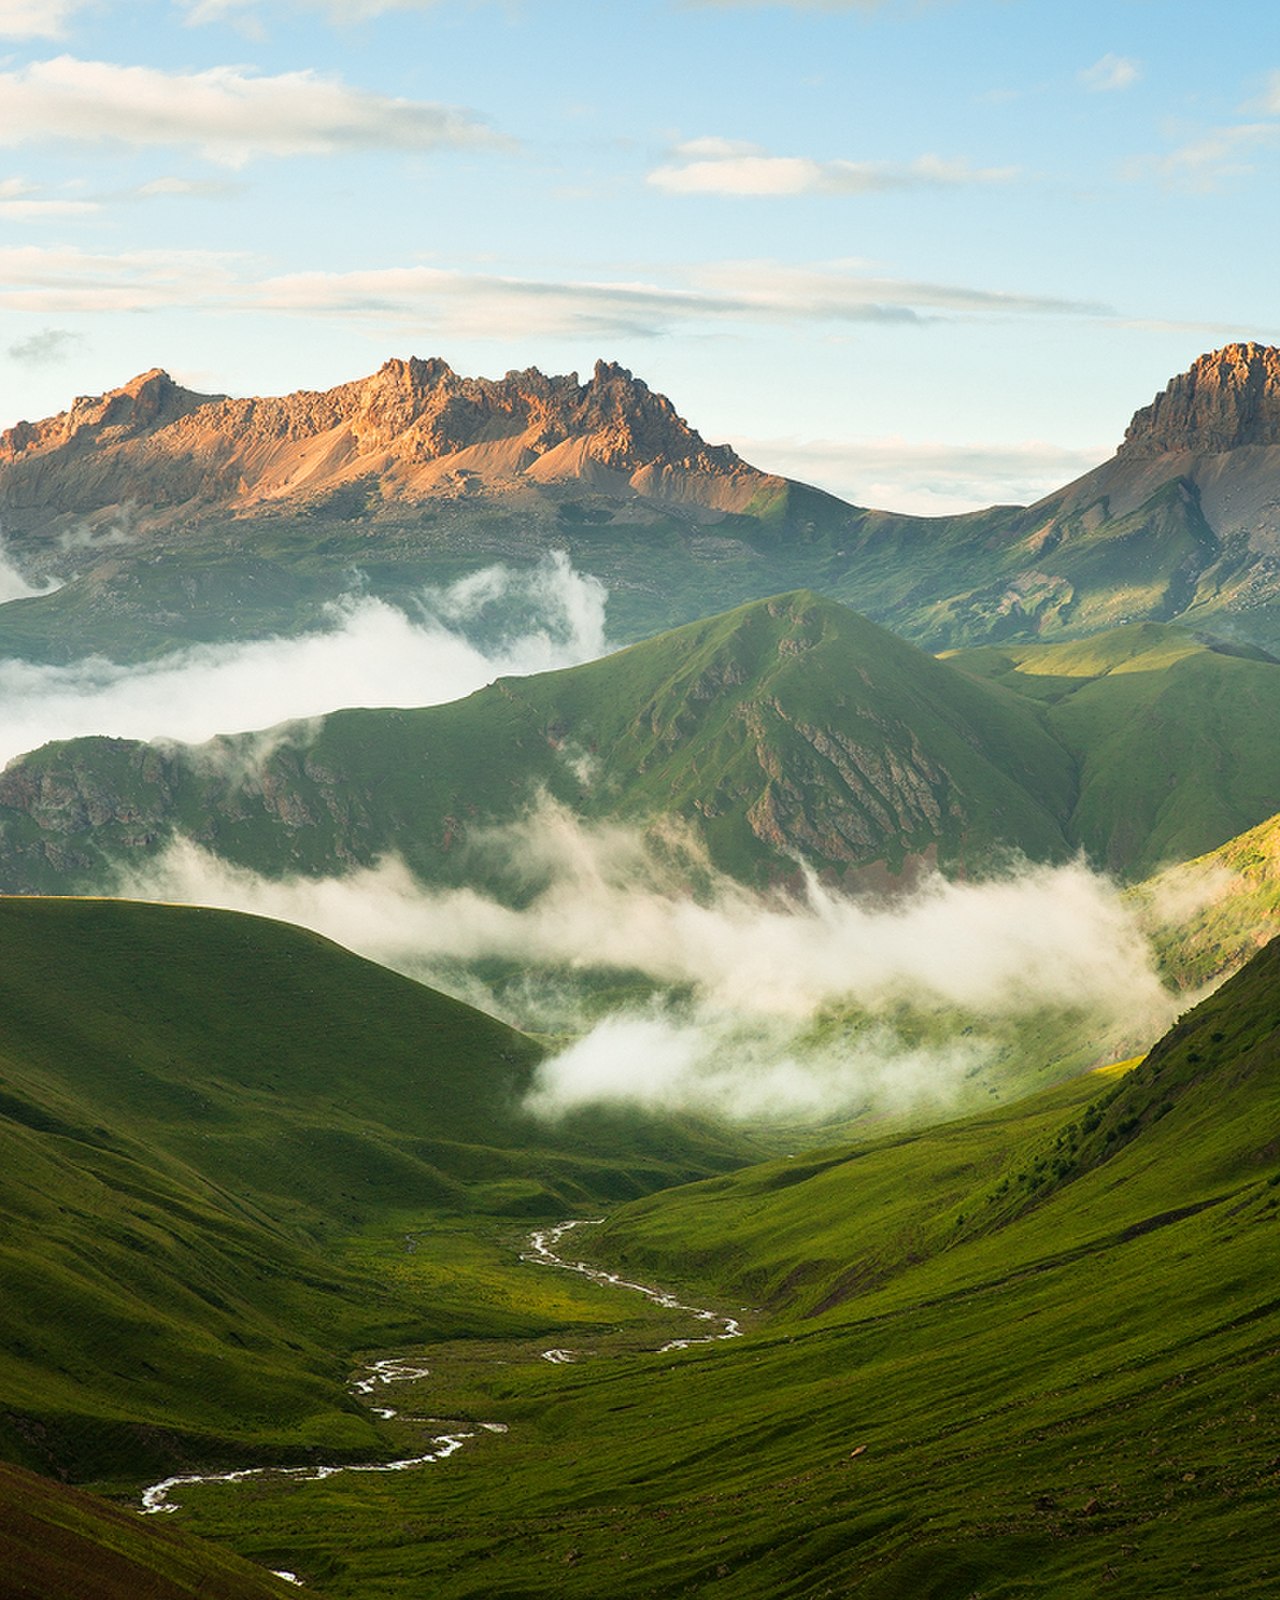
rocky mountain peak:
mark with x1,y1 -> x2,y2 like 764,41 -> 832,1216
0,368 -> 221,462
1118,342 -> 1280,458
0,356 -> 768,522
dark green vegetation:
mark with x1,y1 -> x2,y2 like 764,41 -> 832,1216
0,1460 -> 290,1600
0,897 -> 745,1489
133,939 -> 1280,1597
2,599 -> 1278,900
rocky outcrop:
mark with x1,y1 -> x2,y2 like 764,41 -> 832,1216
0,357 -> 774,522
1118,343 -> 1280,458
0,369 -> 221,465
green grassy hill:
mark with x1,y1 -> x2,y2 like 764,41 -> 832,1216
0,1460 -> 292,1600
1136,808 -> 1280,988
0,897 -> 745,1485
3,601 -> 1279,904
949,622 -> 1280,875
0,592 -> 1078,894
153,941 -> 1280,1597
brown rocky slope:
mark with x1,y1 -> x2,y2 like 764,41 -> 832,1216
0,357 -> 779,525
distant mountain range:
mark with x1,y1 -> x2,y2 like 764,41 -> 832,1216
0,357 -> 777,522
4,343 -> 1280,658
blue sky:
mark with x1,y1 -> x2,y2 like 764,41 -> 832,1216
1,0 -> 1277,512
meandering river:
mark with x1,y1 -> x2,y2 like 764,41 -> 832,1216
139,1220 -> 738,1526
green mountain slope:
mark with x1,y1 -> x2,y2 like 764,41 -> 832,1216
0,592 -> 1079,893
1137,807 -> 1280,987
155,939 -> 1280,1598
949,621 -> 1280,875
0,898 -> 744,1483
3,601 -> 1279,903
0,1461 -> 291,1600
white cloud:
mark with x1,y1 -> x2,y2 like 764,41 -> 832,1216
131,175 -> 240,198
110,803 -> 1178,1125
0,245 -> 1109,333
0,553 -> 607,767
684,1 -> 889,9
649,141 -> 1018,197
525,1009 -> 983,1124
178,0 -> 449,20
0,244 -> 241,313
0,178 -> 99,220
730,433 -> 1105,514
0,0 -> 89,37
0,56 -> 505,166
1079,53 -> 1140,93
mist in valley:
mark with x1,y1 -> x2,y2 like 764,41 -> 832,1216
0,552 -> 1215,1128
0,551 -> 607,767
110,799 -> 1185,1127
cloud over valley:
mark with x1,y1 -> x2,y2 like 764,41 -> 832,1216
109,800 -> 1180,1126
0,553 -> 606,767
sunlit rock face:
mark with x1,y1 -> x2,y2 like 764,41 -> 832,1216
1118,343 -> 1280,458
0,357 -> 779,522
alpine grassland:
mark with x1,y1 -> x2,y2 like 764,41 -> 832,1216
0,897 -> 748,1488
948,622 -> 1280,873
98,939 -> 1280,1598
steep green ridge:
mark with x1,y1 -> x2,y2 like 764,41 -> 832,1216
1137,807 -> 1280,987
153,940 -> 1280,1597
0,1461 -> 290,1600
950,621 -> 1280,874
0,898 -> 745,1482
0,592 -> 1078,892
3,601 -> 1279,901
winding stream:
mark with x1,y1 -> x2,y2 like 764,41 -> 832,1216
523,1219 -> 742,1353
137,1220 -> 740,1559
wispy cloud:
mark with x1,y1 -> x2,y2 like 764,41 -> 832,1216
0,553 -> 607,767
731,433 -> 1105,514
1078,53 -> 1140,94
649,138 -> 1018,197
683,1 -> 892,10
1256,70 -> 1280,116
179,0 -> 452,19
0,56 -> 507,166
1125,120 -> 1280,192
0,177 -> 99,220
0,246 -> 1109,332
1124,69 -> 1280,192
0,246 -> 1107,338
0,0 -> 89,37
0,245 -> 241,313
7,326 -> 82,365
